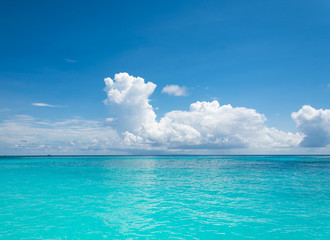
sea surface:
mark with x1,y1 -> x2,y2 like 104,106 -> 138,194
0,155 -> 329,239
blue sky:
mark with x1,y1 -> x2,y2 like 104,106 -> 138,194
0,0 -> 329,154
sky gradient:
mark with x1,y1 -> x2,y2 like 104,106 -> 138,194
0,0 -> 329,154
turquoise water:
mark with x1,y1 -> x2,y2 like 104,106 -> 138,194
0,155 -> 329,239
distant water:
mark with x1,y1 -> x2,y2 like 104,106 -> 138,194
0,155 -> 329,239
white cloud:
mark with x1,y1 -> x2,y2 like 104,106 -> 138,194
32,103 -> 56,107
104,73 -> 302,151
104,72 -> 157,132
2,72 -> 329,154
292,105 -> 330,147
162,85 -> 187,96
136,101 -> 302,150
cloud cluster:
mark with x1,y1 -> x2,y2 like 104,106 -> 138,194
1,72 -> 329,154
162,85 -> 187,96
104,73 -> 302,151
292,105 -> 330,147
144,101 -> 301,149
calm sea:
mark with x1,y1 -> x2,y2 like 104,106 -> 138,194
0,155 -> 329,239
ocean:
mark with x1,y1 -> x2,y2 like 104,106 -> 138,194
0,155 -> 329,239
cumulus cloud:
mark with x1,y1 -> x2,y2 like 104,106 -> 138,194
104,72 -> 157,132
162,85 -> 187,96
135,101 -> 301,149
292,105 -> 330,147
104,73 -> 302,151
32,103 -> 56,107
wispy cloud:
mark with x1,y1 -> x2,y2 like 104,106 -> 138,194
0,108 -> 11,112
162,85 -> 187,96
0,115 -> 120,154
65,58 -> 77,63
32,103 -> 57,107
